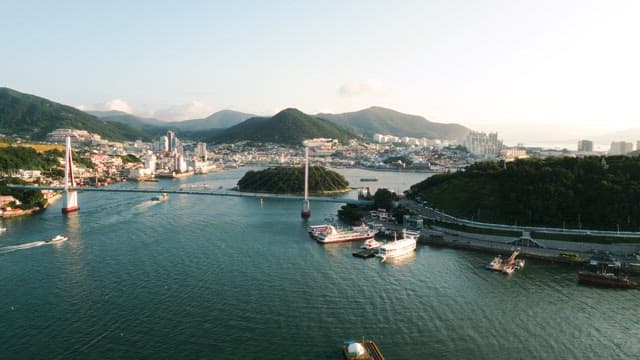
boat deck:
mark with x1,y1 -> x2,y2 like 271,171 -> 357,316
343,340 -> 385,360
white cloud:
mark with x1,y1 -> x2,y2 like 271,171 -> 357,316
338,80 -> 391,96
105,98 -> 132,113
152,101 -> 212,121
76,98 -> 133,113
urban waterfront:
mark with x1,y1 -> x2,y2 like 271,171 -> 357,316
1,168 -> 638,359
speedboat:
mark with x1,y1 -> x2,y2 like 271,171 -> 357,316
46,235 -> 68,243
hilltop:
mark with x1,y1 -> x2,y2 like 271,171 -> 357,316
208,108 -> 360,145
317,106 -> 470,141
237,166 -> 349,194
0,87 -> 151,141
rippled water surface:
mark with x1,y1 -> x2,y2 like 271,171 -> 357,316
1,168 -> 638,359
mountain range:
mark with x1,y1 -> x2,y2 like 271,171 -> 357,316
1,87 -> 471,144
0,87 -> 150,142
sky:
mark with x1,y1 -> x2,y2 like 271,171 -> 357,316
2,0 -> 640,145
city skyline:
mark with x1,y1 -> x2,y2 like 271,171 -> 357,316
2,1 -> 639,143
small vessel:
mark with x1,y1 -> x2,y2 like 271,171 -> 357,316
343,339 -> 385,360
308,224 -> 331,239
151,193 -> 169,201
360,238 -> 382,250
0,227 -> 6,232
486,255 -> 504,271
45,235 -> 68,243
376,231 -> 417,262
578,254 -> 639,288
360,177 -> 378,182
486,248 -> 525,274
314,225 -> 376,244
577,271 -> 639,289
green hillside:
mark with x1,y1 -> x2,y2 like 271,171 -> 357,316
0,88 -> 151,141
409,156 -> 640,231
209,108 -> 359,145
237,166 -> 349,194
318,106 -> 470,141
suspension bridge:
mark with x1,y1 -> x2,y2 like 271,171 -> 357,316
9,136 -> 373,218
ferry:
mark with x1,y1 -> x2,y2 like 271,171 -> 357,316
314,225 -> 376,244
45,235 -> 68,243
376,231 -> 417,262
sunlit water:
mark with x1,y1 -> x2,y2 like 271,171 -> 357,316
1,168 -> 637,359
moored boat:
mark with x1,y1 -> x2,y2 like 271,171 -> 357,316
578,254 -> 639,288
578,271 -> 639,289
315,225 -> 376,244
360,238 -> 382,250
376,231 -> 417,262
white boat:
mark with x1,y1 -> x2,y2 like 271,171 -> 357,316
45,235 -> 68,243
0,227 -> 6,232
314,225 -> 376,244
360,238 -> 382,250
376,232 -> 417,262
308,224 -> 331,239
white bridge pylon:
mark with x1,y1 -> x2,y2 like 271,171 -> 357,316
61,135 -> 79,214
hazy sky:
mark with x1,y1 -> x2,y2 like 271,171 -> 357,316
2,1 -> 639,143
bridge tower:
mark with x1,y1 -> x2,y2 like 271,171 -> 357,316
61,136 -> 79,214
301,147 -> 311,219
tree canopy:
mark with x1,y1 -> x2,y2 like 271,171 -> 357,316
237,166 -> 349,194
409,156 -> 640,231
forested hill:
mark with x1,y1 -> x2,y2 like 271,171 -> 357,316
237,166 -> 350,194
409,156 -> 640,231
209,108 -> 359,145
0,87 -> 151,141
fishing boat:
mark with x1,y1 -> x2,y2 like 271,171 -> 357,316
486,248 -> 525,274
376,231 -> 417,262
45,235 -> 68,243
314,225 -> 376,244
578,254 -> 639,288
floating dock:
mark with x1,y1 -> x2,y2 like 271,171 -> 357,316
352,248 -> 378,259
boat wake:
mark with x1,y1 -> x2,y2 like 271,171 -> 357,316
0,241 -> 47,254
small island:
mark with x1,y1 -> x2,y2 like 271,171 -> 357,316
236,166 -> 350,194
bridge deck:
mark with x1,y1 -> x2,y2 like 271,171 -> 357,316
8,185 -> 373,205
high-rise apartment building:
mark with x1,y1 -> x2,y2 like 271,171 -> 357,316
577,140 -> 593,152
609,141 -> 633,155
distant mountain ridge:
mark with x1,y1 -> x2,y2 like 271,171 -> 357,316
0,87 -> 150,141
318,106 -> 469,141
0,87 -> 470,144
208,108 -> 360,145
